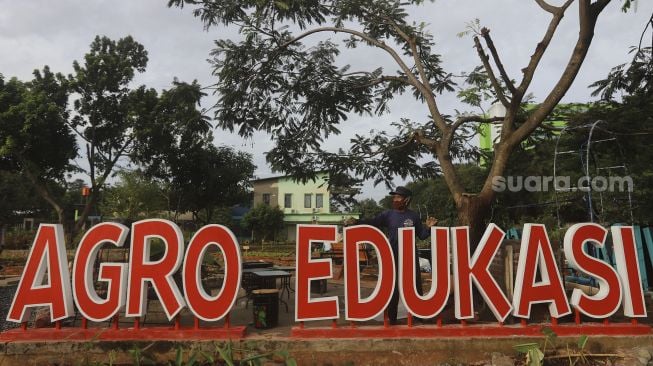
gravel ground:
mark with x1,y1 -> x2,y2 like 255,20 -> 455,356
0,285 -> 19,331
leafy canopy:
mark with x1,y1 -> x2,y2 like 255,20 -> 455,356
168,0 -> 466,186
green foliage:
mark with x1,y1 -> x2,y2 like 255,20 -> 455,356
168,0 -> 619,232
128,343 -> 156,366
212,341 -> 297,366
0,170 -> 50,225
242,204 -> 285,243
0,68 -> 75,224
563,40 -> 653,224
621,0 -> 636,12
167,0 -> 459,187
513,329 -> 601,366
169,145 -> 255,225
514,327 -> 556,365
407,164 -> 487,226
102,170 -> 167,221
590,46 -> 652,100
0,68 -> 75,180
132,78 -> 255,225
167,345 -> 200,366
67,35 -> 152,222
513,343 -> 544,366
353,198 -> 384,220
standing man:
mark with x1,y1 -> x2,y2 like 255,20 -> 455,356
346,186 -> 437,324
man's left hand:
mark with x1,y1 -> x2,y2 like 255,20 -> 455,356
425,216 -> 438,227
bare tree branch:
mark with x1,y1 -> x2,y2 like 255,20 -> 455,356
508,0 -> 609,145
534,0 -> 559,14
516,0 -> 574,98
480,28 -> 516,94
473,36 -> 510,107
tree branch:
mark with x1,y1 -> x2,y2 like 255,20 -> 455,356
516,0 -> 574,98
279,26 -> 450,133
480,28 -> 516,94
278,27 -> 416,87
354,75 -> 412,89
409,39 -> 449,132
508,0 -> 610,145
473,36 -> 510,107
451,115 -> 505,133
413,130 -> 437,150
383,13 -> 450,135
534,0 -> 559,14
20,159 -> 65,225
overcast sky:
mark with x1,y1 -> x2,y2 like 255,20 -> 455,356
1,0 -> 650,201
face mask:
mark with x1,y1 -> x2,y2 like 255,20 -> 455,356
392,198 -> 407,210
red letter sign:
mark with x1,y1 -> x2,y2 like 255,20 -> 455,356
72,223 -> 129,322
295,225 -> 339,321
126,219 -> 185,320
399,227 -> 450,319
452,224 -> 512,321
513,224 -> 570,319
7,224 -> 73,322
183,225 -> 241,321
344,225 -> 395,321
612,226 -> 647,317
564,223 -> 622,318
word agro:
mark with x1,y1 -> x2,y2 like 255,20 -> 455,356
7,221 -> 646,324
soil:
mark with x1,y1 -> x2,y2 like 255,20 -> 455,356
0,286 -> 19,332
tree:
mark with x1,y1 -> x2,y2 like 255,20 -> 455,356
0,69 -> 76,226
132,79 -> 256,225
353,198 -> 384,220
102,170 -> 167,222
0,170 -> 52,247
328,174 -> 363,212
169,0 -> 630,244
169,144 -> 255,225
407,164 -> 487,227
569,29 -> 653,224
241,204 -> 285,243
1,36 -> 220,242
67,35 -> 153,234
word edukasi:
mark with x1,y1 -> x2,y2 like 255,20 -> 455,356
7,220 -> 647,324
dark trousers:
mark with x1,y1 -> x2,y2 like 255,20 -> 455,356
387,256 -> 422,323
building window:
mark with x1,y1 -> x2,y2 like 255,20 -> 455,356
262,193 -> 271,206
316,193 -> 323,208
284,193 -> 292,208
304,193 -> 312,208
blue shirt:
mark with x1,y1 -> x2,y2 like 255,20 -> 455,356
360,209 -> 430,257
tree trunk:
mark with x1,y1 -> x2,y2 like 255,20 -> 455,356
22,169 -> 66,227
455,193 -> 493,251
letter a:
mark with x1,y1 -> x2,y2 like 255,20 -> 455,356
7,224 -> 73,322
513,224 -> 570,319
